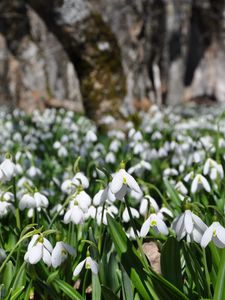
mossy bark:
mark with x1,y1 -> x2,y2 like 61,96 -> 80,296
26,0 -> 126,123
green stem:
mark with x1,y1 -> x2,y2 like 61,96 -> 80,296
124,197 -> 149,269
13,177 -> 21,231
203,248 -> 212,298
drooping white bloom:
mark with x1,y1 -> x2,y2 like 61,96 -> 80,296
122,207 -> 139,223
175,181 -> 188,195
27,166 -> 42,178
51,241 -> 75,268
110,168 -> 142,200
34,192 -> 49,208
203,158 -> 224,180
140,213 -> 169,237
64,203 -> 84,224
72,172 -> 89,189
0,158 -> 16,181
201,222 -> 225,248
105,152 -> 116,164
19,192 -> 49,210
24,234 -> 53,266
191,174 -> 211,193
85,130 -> 97,143
19,194 -> 36,210
172,210 -> 207,243
73,256 -> 98,277
61,179 -> 75,194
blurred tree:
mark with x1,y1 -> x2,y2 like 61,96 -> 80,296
0,0 -> 225,119
26,0 -> 126,122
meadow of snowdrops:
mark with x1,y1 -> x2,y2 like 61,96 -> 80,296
0,104 -> 225,300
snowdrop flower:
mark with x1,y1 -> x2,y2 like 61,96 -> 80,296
191,174 -> 211,193
72,172 -> 89,189
19,192 -> 48,210
85,130 -> 97,143
34,192 -> 49,208
0,158 -> 16,181
172,210 -> 207,243
175,181 -> 188,195
110,168 -> 142,200
201,222 -> 225,248
24,234 -> 53,266
19,194 -> 36,210
73,256 -> 98,277
105,152 -> 116,164
51,241 -> 75,268
27,166 -> 42,178
122,207 -> 139,223
139,196 -> 159,216
128,160 -> 151,175
58,146 -> 68,158
61,179 -> 75,194
184,171 -> 194,183
64,203 -> 84,225
203,158 -> 224,180
0,248 -> 6,262
140,213 -> 169,237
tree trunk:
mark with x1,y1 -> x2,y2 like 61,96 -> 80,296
26,0 -> 126,122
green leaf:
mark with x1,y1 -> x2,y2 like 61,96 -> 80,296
161,237 -> 182,290
2,261 -> 14,292
10,286 -> 25,300
11,262 -> 26,290
54,279 -> 84,300
121,265 -> 133,300
164,179 -> 181,207
107,214 -> 159,300
214,249 -> 225,300
92,274 -> 101,300
107,214 -> 188,300
101,285 -> 120,300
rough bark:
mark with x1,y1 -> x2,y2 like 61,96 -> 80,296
26,0 -> 126,122
0,0 -> 82,112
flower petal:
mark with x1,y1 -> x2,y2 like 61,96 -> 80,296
184,210 -> 193,234
73,259 -> 86,277
29,243 -> 43,264
140,218 -> 151,237
110,171 -> 123,194
201,227 -> 213,248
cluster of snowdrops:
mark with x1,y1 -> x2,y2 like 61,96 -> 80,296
0,105 -> 224,300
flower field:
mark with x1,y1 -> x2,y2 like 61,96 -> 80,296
0,105 -> 225,300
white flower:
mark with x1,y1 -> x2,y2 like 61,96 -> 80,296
51,241 -> 75,268
64,204 -> 84,224
0,159 -> 16,181
27,166 -> 41,178
203,158 -> 224,180
191,174 -> 211,193
172,210 -> 207,243
19,192 -> 48,210
175,181 -> 188,195
73,256 -> 98,277
61,179 -> 75,194
201,222 -> 225,248
34,192 -> 49,208
122,207 -> 139,223
0,201 -> 14,217
140,213 -> 169,237
105,152 -> 116,164
24,234 -> 53,266
75,191 -> 92,212
85,130 -> 97,143
72,172 -> 89,189
19,194 -> 36,210
110,168 -> 141,200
